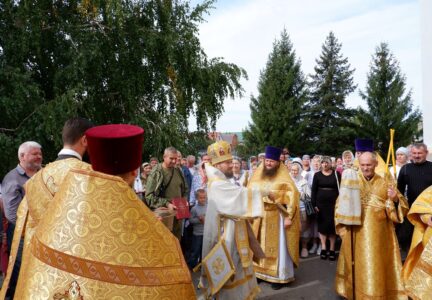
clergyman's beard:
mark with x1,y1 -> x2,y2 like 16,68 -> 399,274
223,169 -> 234,179
262,165 -> 278,178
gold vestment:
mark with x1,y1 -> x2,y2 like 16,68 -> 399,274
22,159 -> 91,262
401,186 -> 432,299
335,173 -> 408,299
0,158 -> 91,299
249,164 -> 300,283
15,168 -> 195,299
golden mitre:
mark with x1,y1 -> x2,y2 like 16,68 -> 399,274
207,140 -> 233,165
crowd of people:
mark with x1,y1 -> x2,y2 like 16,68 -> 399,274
135,139 -> 432,299
114,136 -> 432,299
1,118 -> 432,299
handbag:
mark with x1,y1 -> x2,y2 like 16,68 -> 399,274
301,184 -> 315,217
304,194 -> 316,217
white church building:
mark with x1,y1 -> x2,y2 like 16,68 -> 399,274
421,0 -> 431,147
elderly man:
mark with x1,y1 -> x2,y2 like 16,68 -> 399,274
353,138 -> 389,178
199,141 -> 268,299
0,118 -> 93,299
145,147 -> 188,239
2,142 -> 42,227
249,146 -> 300,290
13,124 -> 195,299
1,141 -> 42,298
335,152 -> 408,300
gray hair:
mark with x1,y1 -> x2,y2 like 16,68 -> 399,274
232,157 -> 241,163
18,141 -> 42,159
164,147 -> 178,156
412,142 -> 428,151
312,155 -> 322,162
359,151 -> 377,162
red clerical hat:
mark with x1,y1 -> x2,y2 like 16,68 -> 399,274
86,124 -> 144,175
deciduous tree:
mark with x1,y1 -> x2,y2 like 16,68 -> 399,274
0,0 -> 246,176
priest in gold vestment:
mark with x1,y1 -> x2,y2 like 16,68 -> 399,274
249,146 -> 300,290
13,124 -> 195,299
0,117 -> 94,300
401,185 -> 432,299
335,152 -> 408,300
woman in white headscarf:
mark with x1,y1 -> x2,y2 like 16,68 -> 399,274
290,161 -> 312,258
341,150 -> 354,171
395,146 -> 409,178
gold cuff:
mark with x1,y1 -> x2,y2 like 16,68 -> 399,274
385,200 -> 393,209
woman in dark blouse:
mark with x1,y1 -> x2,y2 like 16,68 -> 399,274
311,156 -> 341,260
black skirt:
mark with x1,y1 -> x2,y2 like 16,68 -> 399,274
311,171 -> 340,235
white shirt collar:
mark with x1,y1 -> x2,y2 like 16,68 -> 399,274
58,148 -> 82,160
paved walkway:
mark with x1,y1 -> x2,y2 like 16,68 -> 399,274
192,252 -> 343,300
257,254 -> 341,299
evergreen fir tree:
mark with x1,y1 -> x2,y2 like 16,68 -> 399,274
356,43 -> 421,154
243,30 -> 308,155
306,31 -> 356,155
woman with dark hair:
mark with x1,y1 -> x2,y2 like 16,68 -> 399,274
311,156 -> 341,260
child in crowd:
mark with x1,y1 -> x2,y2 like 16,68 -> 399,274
187,188 -> 207,269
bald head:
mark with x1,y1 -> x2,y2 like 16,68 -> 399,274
359,152 -> 378,179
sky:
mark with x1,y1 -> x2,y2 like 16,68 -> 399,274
188,0 -> 422,132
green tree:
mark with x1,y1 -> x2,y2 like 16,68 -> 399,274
305,31 -> 356,155
356,43 -> 421,154
243,30 -> 308,155
0,0 -> 246,176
